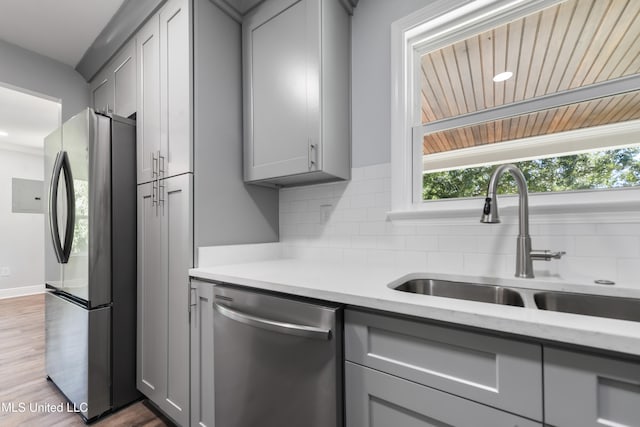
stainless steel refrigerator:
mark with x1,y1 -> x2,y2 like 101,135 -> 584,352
44,108 -> 139,421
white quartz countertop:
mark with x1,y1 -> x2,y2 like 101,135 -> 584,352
190,259 -> 640,357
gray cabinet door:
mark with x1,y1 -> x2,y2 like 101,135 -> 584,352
345,309 -> 543,421
243,0 -> 350,186
544,347 -> 640,427
158,173 -> 192,426
136,14 -> 161,184
346,362 -> 542,427
243,0 -> 321,181
136,181 -> 165,401
160,0 -> 192,179
91,69 -> 114,115
190,280 -> 215,427
112,41 -> 136,118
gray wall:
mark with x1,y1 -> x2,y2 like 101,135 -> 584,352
351,0 -> 433,167
0,39 -> 89,122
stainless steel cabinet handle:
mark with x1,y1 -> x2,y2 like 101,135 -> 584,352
152,152 -> 158,178
213,303 -> 331,340
159,151 -> 165,177
152,179 -> 158,207
158,180 -> 165,206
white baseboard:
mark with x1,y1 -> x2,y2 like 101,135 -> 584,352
0,284 -> 45,299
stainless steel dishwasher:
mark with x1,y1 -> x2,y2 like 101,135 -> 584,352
213,284 -> 343,427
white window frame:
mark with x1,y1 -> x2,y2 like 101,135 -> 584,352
389,0 -> 640,221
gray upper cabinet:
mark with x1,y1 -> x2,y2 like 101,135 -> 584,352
346,362 -> 542,427
90,68 -> 113,115
544,347 -> 640,427
112,42 -> 136,119
136,0 -> 192,185
243,0 -> 351,187
160,0 -> 192,179
136,14 -> 161,184
345,309 -> 543,421
90,41 -> 136,118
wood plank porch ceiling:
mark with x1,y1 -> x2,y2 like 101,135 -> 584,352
421,0 -> 640,155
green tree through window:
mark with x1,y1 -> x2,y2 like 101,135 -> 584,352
422,147 -> 640,200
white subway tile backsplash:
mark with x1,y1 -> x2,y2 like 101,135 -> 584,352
279,163 -> 640,288
351,193 -> 376,208
463,253 -> 508,277
359,222 -> 387,236
366,207 -> 388,222
574,236 -> 640,258
405,236 -> 438,251
537,223 -> 597,236
351,235 -> 378,249
558,256 -> 618,283
340,208 -> 369,222
395,251 -> 428,270
374,192 -> 391,208
596,223 -> 640,236
385,222 -> 416,236
426,252 -> 464,273
376,235 -> 406,250
366,249 -> 398,267
438,236 -> 478,253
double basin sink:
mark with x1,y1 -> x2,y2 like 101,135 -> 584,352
393,278 -> 640,323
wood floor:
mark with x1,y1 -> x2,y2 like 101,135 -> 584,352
0,294 -> 172,427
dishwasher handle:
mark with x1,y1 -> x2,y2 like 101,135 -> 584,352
213,302 -> 332,340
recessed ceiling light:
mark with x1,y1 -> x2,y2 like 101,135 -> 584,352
493,71 -> 513,82
0,130 -> 8,137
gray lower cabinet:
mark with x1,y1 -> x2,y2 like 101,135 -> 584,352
190,280 -> 215,427
346,362 -> 541,427
137,173 -> 192,426
345,309 -> 543,422
544,347 -> 640,427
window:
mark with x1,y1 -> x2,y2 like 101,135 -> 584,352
391,0 -> 640,216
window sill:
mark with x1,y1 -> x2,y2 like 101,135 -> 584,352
387,187 -> 640,224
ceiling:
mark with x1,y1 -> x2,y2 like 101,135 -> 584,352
0,85 -> 60,153
0,0 -> 125,67
421,0 -> 640,155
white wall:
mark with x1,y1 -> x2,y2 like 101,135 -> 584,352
0,39 -> 89,122
351,0 -> 432,167
0,149 -> 44,292
279,0 -> 640,288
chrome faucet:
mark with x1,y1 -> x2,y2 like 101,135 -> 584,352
480,164 -> 565,278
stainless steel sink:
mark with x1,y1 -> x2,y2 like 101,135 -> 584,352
393,279 -> 525,307
534,291 -> 640,322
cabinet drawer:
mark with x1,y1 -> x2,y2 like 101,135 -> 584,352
346,362 -> 541,427
544,347 -> 640,427
345,309 -> 542,421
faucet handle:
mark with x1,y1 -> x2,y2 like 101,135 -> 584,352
531,250 -> 566,261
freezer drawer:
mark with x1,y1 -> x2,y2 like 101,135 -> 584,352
45,291 -> 111,420
213,285 -> 343,427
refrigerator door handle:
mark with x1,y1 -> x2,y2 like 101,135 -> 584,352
49,151 -> 75,264
48,152 -> 65,263
60,151 -> 76,263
